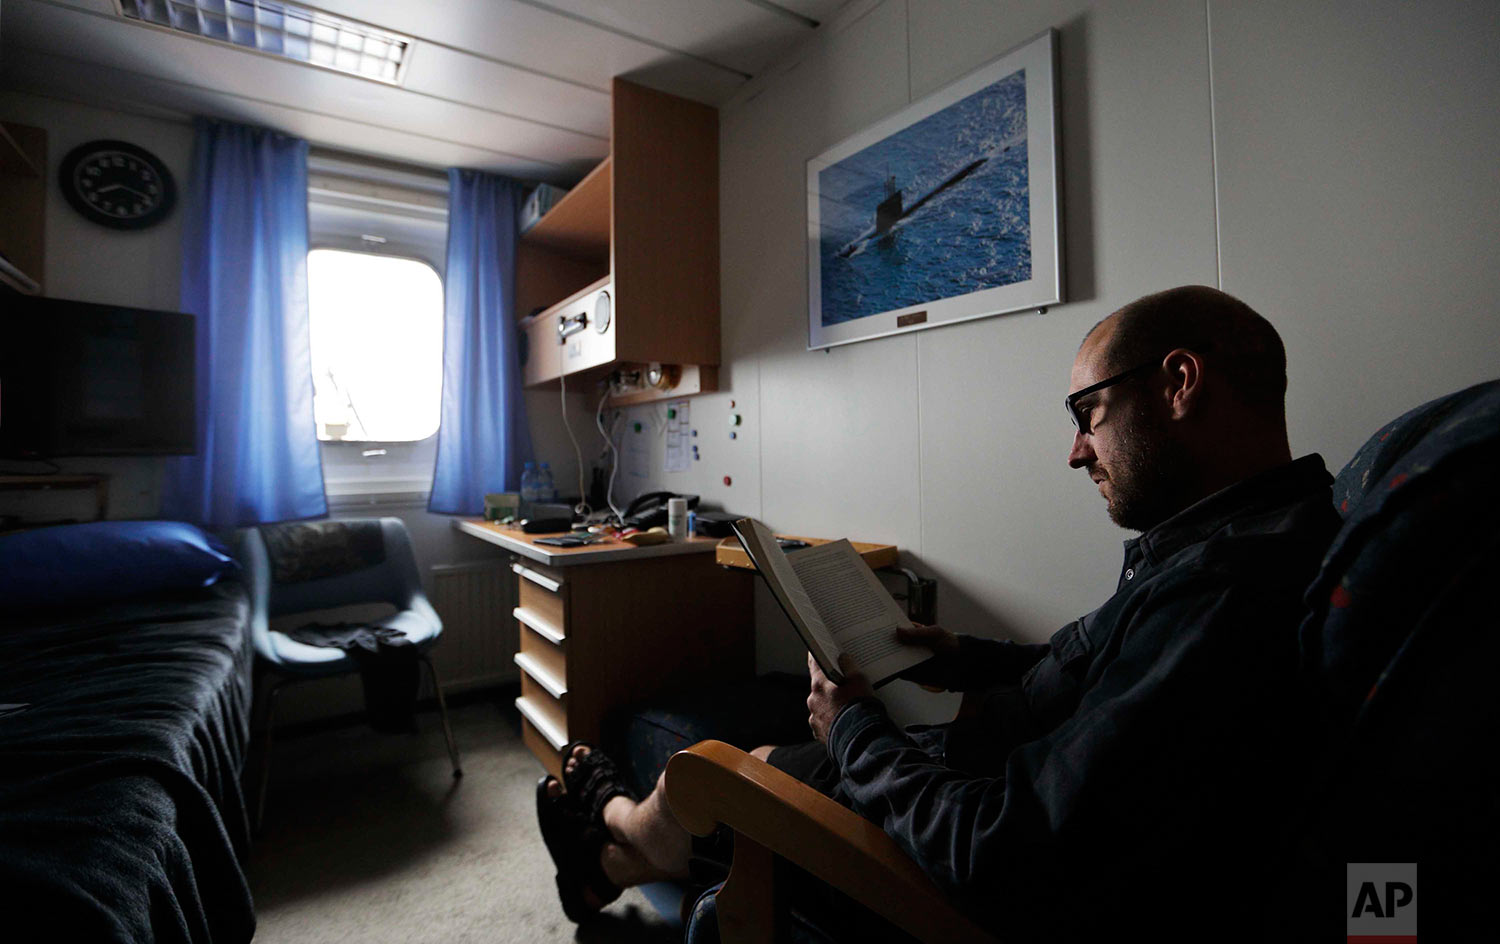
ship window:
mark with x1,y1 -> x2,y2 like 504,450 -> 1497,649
307,248 -> 442,443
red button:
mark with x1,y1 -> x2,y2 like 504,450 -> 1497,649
723,476 -> 732,486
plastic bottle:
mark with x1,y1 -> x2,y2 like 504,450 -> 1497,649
667,497 -> 688,541
520,461 -> 539,506
537,462 -> 557,503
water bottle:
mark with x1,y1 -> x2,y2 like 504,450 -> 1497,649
667,497 -> 688,541
538,462 -> 557,502
520,461 -> 539,509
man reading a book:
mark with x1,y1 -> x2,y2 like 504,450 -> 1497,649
536,285 -> 1340,939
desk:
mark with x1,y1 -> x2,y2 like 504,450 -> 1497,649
454,520 -> 753,777
713,535 -> 898,572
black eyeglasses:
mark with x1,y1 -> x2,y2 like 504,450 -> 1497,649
1065,362 -> 1158,435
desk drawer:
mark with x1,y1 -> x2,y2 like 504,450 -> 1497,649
517,681 -> 567,749
518,624 -> 566,690
520,717 -> 564,779
512,560 -> 565,593
516,565 -> 567,634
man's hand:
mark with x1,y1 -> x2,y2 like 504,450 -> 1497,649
896,622 -> 963,691
807,652 -> 873,743
897,622 -> 959,656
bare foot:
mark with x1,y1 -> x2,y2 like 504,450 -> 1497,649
565,742 -> 591,780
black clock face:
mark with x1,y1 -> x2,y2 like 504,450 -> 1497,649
59,140 -> 177,230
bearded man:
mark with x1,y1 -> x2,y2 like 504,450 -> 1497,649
538,285 -> 1340,940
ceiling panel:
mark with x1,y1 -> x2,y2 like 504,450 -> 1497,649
1,0 -> 850,181
763,0 -> 849,21
0,47 -> 592,179
531,0 -> 814,76
308,0 -> 747,102
3,2 -> 607,170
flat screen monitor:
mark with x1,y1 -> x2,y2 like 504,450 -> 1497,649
0,294 -> 196,457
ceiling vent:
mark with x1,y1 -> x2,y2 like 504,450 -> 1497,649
116,0 -> 412,85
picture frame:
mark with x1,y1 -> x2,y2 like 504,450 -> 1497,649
806,29 -> 1063,350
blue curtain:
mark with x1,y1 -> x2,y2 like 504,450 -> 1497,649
428,169 -> 531,515
162,119 -> 326,527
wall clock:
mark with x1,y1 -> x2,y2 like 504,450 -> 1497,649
58,140 -> 177,230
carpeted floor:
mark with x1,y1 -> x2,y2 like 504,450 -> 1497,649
247,696 -> 681,943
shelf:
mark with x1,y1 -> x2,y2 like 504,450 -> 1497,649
606,365 -> 719,406
0,120 -> 46,296
520,156 -> 610,261
0,255 -> 41,295
715,536 -> 900,572
0,123 -> 43,178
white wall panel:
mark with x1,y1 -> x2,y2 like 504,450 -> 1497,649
1210,0 -> 1500,468
697,0 -> 1500,725
911,0 -> 1219,662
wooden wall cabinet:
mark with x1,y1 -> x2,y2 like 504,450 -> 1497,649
515,79 -> 720,402
0,122 -> 46,295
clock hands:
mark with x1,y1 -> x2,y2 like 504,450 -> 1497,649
94,183 -> 150,200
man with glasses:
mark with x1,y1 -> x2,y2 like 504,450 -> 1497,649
540,285 -> 1339,939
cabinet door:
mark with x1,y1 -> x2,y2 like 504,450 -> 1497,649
520,312 -> 561,386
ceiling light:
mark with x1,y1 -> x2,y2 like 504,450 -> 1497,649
116,0 -> 412,85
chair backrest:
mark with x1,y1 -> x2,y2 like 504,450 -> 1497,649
1304,378 -> 1500,723
235,516 -> 429,618
1294,378 -> 1499,929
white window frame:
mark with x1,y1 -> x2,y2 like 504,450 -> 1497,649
306,152 -> 448,502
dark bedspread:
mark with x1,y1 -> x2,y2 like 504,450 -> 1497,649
0,579 -> 256,943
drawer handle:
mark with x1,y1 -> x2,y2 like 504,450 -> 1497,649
515,652 -> 567,698
516,696 -> 568,751
512,562 -> 562,593
514,606 -> 565,643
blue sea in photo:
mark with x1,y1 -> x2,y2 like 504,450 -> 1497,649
818,69 -> 1030,326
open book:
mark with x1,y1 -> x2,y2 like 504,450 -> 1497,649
731,518 -> 929,686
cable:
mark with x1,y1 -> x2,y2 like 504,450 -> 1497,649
557,369 -> 591,518
595,384 -> 626,524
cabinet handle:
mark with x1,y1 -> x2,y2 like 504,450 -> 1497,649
557,311 -> 588,341
512,562 -> 563,593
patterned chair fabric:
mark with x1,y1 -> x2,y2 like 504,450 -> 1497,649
1295,378 -> 1500,934
1304,378 -> 1500,722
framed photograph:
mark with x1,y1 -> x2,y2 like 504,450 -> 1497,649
807,29 -> 1063,350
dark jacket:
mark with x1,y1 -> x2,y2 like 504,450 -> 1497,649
826,455 -> 1340,940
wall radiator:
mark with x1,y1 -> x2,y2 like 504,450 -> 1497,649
426,561 -> 517,694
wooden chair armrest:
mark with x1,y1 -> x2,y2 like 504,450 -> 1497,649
664,740 -> 995,944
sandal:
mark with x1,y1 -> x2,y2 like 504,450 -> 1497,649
534,775 -> 621,922
561,740 -> 638,825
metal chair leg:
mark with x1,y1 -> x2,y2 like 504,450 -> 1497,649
254,679 -> 284,834
421,654 -> 463,778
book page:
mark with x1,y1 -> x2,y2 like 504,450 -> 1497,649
787,539 -> 928,685
734,519 -> 844,675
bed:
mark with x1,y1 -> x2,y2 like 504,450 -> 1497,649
0,521 -> 258,943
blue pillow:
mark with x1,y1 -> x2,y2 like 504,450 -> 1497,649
0,520 -> 240,613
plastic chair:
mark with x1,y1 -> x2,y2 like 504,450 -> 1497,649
237,517 -> 462,831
